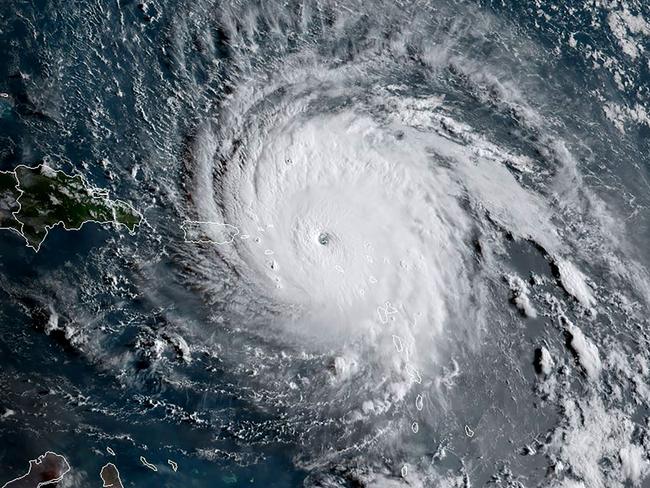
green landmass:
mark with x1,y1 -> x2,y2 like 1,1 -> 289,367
0,164 -> 142,251
0,170 -> 21,233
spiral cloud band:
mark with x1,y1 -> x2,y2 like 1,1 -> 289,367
163,1 -> 650,485
3,0 -> 650,487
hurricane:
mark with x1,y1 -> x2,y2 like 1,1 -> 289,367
1,0 -> 650,487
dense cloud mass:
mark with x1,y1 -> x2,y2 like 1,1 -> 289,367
1,0 -> 649,486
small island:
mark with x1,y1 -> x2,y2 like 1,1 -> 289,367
0,164 -> 142,251
180,220 -> 240,245
99,463 -> 124,488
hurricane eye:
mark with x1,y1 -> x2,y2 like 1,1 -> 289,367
318,232 -> 331,246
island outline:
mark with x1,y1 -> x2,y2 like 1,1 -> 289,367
0,163 -> 143,252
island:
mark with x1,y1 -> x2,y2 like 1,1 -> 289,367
1,451 -> 70,488
0,164 -> 142,251
139,456 -> 157,472
180,220 -> 239,245
99,463 -> 124,488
